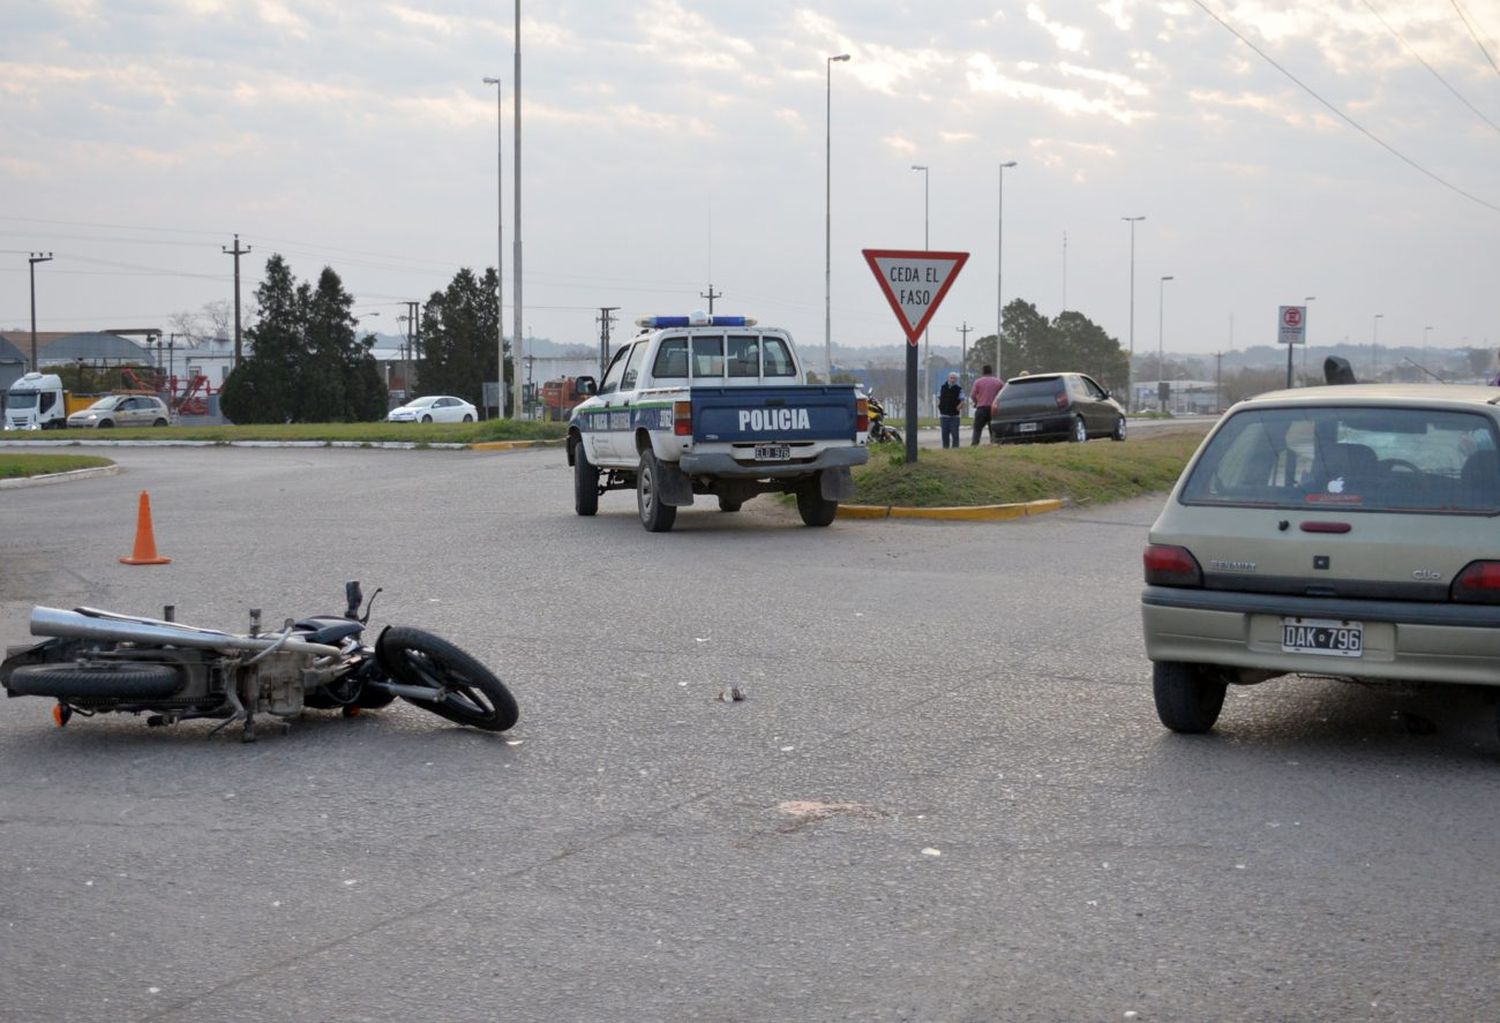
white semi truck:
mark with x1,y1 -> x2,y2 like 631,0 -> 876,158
4,373 -> 68,430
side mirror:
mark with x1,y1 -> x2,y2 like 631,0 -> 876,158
344,581 -> 363,620
575,376 -> 598,397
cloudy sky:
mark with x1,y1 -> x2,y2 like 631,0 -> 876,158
2,0 -> 1498,360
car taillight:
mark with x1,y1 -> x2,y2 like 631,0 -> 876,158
1143,544 -> 1203,587
856,397 -> 869,434
1450,561 -> 1500,604
673,401 -> 692,437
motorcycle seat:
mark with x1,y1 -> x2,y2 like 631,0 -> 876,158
293,618 -> 364,645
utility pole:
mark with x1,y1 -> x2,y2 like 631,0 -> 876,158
406,301 -> 422,392
596,307 -> 619,377
1061,230 -> 1068,311
1214,351 -> 1223,412
512,0 -> 524,422
699,284 -> 721,314
956,321 -> 973,388
27,252 -> 53,372
482,75 -> 505,418
222,235 -> 250,368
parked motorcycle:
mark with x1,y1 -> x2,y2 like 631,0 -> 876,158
0,583 -> 518,741
866,395 -> 903,445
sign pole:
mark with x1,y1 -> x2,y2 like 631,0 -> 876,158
905,336 -> 919,463
1286,342 -> 1294,390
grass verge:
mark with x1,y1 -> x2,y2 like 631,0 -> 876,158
851,429 -> 1208,508
0,419 -> 568,445
0,453 -> 113,479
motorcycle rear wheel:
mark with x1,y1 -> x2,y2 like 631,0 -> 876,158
377,627 -> 518,732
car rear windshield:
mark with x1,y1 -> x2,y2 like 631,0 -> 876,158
998,378 -> 1064,402
1180,405 -> 1500,514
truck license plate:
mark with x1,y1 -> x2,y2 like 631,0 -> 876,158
754,444 -> 791,461
1018,422 -> 1040,433
1280,617 -> 1363,657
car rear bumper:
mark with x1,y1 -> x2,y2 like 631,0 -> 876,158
679,445 -> 869,478
991,413 -> 1072,442
1142,585 -> 1500,686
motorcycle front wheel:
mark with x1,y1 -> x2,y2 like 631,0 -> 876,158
377,627 -> 519,732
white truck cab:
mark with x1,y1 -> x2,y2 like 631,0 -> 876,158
5,373 -> 67,430
567,314 -> 869,531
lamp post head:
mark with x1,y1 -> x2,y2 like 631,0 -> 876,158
1122,215 -> 1144,223
1375,313 -> 1384,320
828,53 -> 850,63
911,164 -> 927,172
1000,160 -> 1017,169
1161,275 -> 1174,282
482,76 -> 501,85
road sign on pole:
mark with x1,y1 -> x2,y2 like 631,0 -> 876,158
863,248 -> 969,465
1278,305 -> 1306,345
863,249 -> 970,345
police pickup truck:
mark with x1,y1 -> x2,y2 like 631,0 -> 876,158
566,314 -> 870,532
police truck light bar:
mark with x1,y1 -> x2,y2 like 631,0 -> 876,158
635,315 -> 758,328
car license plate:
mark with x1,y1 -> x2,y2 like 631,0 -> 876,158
1281,617 -> 1363,657
754,444 -> 791,461
1018,422 -> 1040,433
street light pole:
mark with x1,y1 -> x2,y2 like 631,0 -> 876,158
1423,325 -> 1432,374
911,164 -> 929,416
1372,313 -> 1384,381
27,252 -> 53,372
1296,295 -> 1316,387
482,76 -> 506,417
512,1 -> 524,421
1122,217 -> 1144,410
824,53 -> 850,384
996,161 -> 1017,381
1158,275 -> 1174,411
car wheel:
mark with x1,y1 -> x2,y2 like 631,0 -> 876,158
1112,416 -> 1126,441
1152,661 -> 1227,734
574,444 -> 599,517
98,419 -> 114,429
637,451 -> 677,533
1071,415 -> 1088,443
795,476 -> 838,527
463,414 -> 474,423
153,418 -> 168,427
421,415 -> 432,424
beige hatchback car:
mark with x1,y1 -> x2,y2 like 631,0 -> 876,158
1143,384 -> 1500,734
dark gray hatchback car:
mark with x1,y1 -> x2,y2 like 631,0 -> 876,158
989,372 -> 1126,444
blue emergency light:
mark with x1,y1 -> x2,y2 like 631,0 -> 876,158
635,314 -> 758,328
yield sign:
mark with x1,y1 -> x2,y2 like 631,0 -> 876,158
862,248 -> 970,345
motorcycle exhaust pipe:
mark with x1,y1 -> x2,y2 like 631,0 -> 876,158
31,607 -> 343,657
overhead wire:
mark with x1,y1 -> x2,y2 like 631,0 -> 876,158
1189,0 -> 1500,215
1449,0 -> 1500,80
1362,0 -> 1500,136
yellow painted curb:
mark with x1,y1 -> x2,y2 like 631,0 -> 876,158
839,498 -> 1065,522
470,439 -> 563,452
834,504 -> 891,519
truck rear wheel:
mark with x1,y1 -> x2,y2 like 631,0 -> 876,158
637,452 -> 677,532
574,444 -> 599,516
795,480 -> 838,527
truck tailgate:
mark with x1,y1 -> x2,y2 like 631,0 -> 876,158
691,386 -> 859,442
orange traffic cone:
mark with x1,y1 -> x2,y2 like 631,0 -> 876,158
120,491 -> 172,566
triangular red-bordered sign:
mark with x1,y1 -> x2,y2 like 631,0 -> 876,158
862,248 -> 970,345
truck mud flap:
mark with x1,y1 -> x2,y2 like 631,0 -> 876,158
820,467 -> 855,502
656,460 -> 696,507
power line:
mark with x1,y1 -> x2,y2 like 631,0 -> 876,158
1190,0 -> 1500,216
1450,0 -> 1500,80
1363,0 -> 1500,136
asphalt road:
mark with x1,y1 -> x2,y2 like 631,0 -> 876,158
2,444 -> 1497,1022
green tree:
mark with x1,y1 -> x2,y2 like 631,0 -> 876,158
418,267 -> 506,411
221,255 -> 385,423
967,299 -> 1128,391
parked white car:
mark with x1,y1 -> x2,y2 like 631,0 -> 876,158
387,396 -> 477,424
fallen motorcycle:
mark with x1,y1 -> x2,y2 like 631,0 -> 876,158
866,395 -> 903,445
0,582 -> 518,741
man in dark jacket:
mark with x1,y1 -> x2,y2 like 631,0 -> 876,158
938,372 -> 963,448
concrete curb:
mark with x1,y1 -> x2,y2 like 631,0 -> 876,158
0,438 -> 562,452
837,498 -> 1066,522
0,463 -> 122,489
